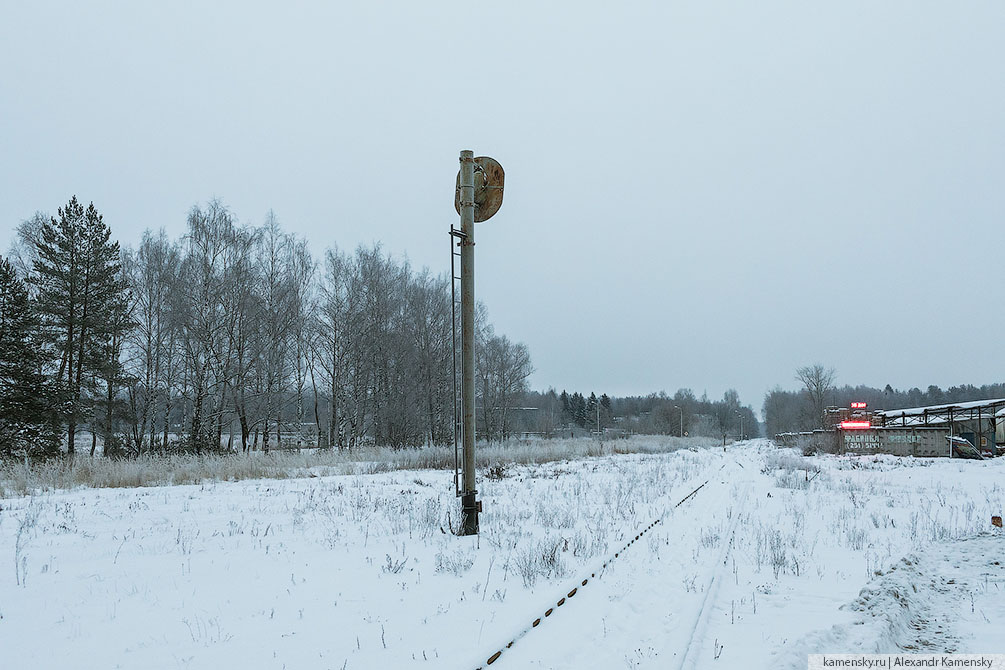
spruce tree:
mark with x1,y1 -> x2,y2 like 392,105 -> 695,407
0,256 -> 57,458
586,392 -> 598,428
600,393 -> 612,429
571,392 -> 586,427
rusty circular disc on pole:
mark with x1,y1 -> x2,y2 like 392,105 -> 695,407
454,156 -> 504,222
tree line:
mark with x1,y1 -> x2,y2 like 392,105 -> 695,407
762,363 -> 1005,436
501,387 -> 760,440
0,197 -> 533,458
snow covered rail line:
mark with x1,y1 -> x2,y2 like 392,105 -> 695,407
674,482 -> 751,670
470,475 -> 717,669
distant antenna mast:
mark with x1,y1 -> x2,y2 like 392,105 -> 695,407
450,150 -> 504,536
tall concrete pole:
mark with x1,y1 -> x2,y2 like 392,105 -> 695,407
459,150 -> 479,535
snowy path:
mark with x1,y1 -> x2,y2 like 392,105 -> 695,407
672,478 -> 752,670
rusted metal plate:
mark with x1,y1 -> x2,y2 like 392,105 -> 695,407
454,156 -> 504,222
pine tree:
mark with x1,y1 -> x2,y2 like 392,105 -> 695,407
0,256 -> 58,458
29,197 -> 127,455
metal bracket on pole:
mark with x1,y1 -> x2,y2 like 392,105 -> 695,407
449,226 -> 462,498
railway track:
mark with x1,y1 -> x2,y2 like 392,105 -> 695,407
673,481 -> 751,670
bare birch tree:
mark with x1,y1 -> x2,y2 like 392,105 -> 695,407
795,364 -> 836,429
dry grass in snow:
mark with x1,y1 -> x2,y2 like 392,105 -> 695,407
0,435 -> 715,498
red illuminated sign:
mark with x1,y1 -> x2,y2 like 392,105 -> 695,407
850,402 -> 867,409
840,421 -> 871,430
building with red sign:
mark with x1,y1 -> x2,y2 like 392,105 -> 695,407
776,399 -> 1004,458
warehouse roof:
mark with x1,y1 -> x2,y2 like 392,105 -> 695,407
875,397 -> 1005,427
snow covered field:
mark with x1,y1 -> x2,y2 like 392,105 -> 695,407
2,440 -> 1003,669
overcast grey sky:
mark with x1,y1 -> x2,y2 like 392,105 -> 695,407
2,1 -> 1004,413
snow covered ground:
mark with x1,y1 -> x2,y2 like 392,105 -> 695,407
1,440 -> 1003,669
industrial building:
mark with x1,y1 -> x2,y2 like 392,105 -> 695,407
776,398 -> 1005,457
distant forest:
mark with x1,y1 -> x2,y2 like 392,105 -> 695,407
502,388 -> 760,442
762,364 -> 1005,437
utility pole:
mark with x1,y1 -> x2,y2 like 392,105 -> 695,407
452,151 -> 504,536
459,151 -> 478,535
674,405 -> 683,438
736,411 -> 744,442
